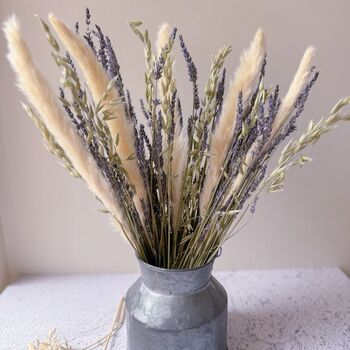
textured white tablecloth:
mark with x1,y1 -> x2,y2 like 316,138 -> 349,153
1,268 -> 350,349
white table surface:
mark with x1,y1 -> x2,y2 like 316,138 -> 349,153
1,268 -> 350,349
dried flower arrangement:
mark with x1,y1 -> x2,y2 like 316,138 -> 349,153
3,9 -> 350,269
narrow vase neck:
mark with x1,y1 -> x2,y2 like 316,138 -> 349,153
138,259 -> 214,295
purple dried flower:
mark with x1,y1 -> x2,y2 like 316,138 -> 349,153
240,163 -> 267,212
126,90 -> 137,124
280,71 -> 319,143
200,122 -> 209,154
154,27 -> 177,81
134,126 -> 148,187
295,70 -> 319,109
59,88 -> 76,124
256,102 -> 267,148
93,25 -> 108,71
83,33 -> 95,54
59,87 -> 89,142
263,107 -> 298,162
156,111 -> 164,168
193,107 -> 201,123
187,115 -> 194,138
105,36 -> 125,98
267,85 -> 280,126
154,53 -> 165,80
140,99 -> 151,126
211,94 -> 245,205
176,98 -> 183,128
170,27 -> 178,41
217,93 -> 244,177
260,54 -> 267,78
249,57 -> 268,108
140,198 -> 152,234
179,35 -> 197,82
153,98 -> 161,107
83,8 -> 96,54
179,34 -> 200,110
233,91 -> 244,139
167,90 -> 177,143
85,8 -> 91,26
213,68 -> 226,130
65,51 -> 77,74
139,124 -> 152,155
193,85 -> 200,110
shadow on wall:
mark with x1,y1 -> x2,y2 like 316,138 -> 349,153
0,262 -> 9,292
340,266 -> 350,278
0,219 -> 9,292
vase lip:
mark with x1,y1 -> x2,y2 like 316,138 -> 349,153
136,254 -> 215,294
135,254 -> 215,273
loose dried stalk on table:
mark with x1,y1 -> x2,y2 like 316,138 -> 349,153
28,298 -> 125,350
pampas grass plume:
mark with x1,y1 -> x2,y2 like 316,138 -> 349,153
171,126 -> 188,224
200,28 -> 266,214
270,47 -> 315,137
3,15 -> 126,232
156,22 -> 170,56
48,13 -> 146,212
222,47 -> 316,203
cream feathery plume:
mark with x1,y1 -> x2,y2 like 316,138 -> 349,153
171,125 -> 188,225
200,28 -> 266,214
155,22 -> 176,118
48,13 -> 146,212
3,15 -> 126,232
225,48 -> 316,202
155,22 -> 179,176
156,23 -> 186,225
155,22 -> 171,102
156,22 -> 170,56
270,47 -> 315,138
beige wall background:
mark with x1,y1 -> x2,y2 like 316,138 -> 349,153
0,0 -> 349,285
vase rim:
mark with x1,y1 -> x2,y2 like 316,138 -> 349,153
135,254 -> 215,273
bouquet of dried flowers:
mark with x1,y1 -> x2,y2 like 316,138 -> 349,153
4,9 -> 350,269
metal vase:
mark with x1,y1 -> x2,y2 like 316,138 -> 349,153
125,258 -> 227,350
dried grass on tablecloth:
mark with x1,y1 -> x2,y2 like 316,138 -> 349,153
28,298 -> 125,350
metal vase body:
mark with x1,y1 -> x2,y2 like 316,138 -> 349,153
125,259 -> 227,350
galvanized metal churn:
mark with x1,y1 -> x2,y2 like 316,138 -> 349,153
125,257 -> 227,349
